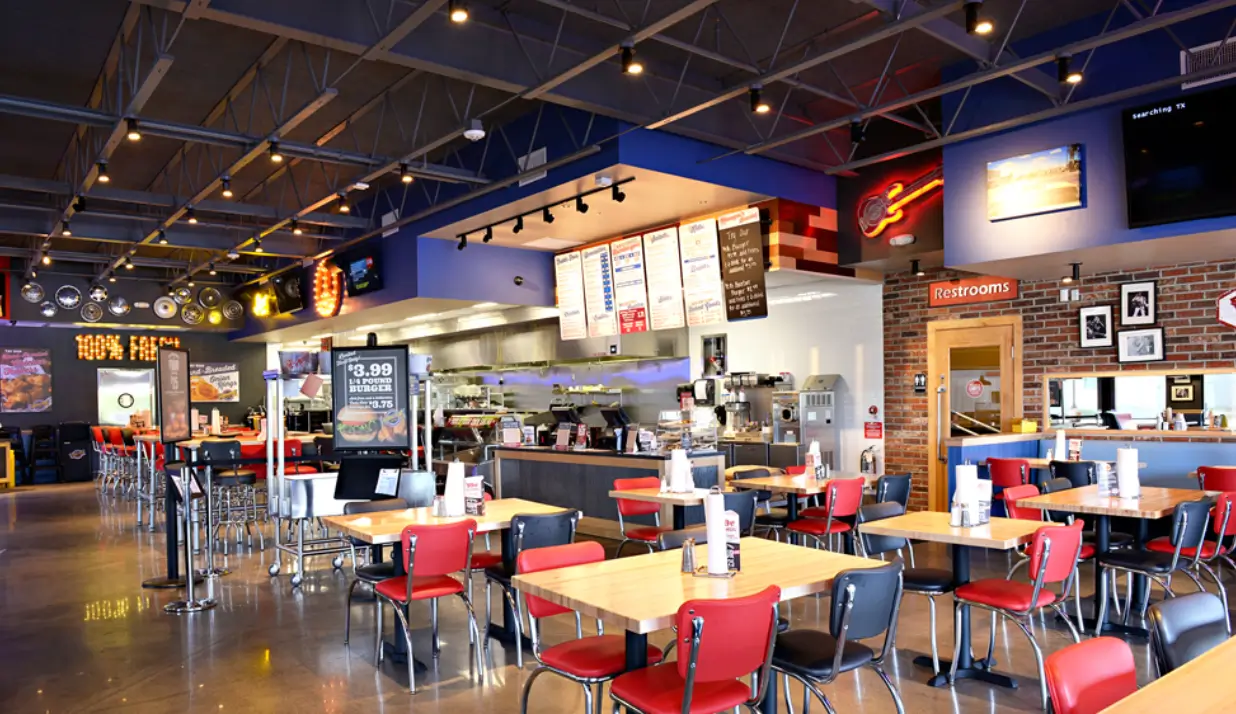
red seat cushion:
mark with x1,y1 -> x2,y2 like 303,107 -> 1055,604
1146,536 -> 1220,559
955,579 -> 1057,611
284,465 -> 318,474
623,525 -> 668,543
1079,543 -> 1096,560
374,574 -> 464,602
787,519 -> 852,535
540,635 -> 664,679
610,663 -> 751,714
470,552 -> 503,570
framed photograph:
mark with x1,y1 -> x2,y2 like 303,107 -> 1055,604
1170,384 -> 1194,402
1078,305 -> 1113,348
1117,327 -> 1165,363
986,144 -> 1083,221
1120,281 -> 1156,326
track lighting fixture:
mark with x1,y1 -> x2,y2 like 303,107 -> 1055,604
126,118 -> 142,142
158,229 -> 168,245
108,274 -> 116,283
620,44 -> 642,75
457,234 -> 468,251
542,207 -> 554,224
612,185 -> 626,203
269,142 -> 284,163
449,0 -> 468,23
221,177 -> 233,198
41,254 -> 51,266
30,268 -> 37,279
124,258 -> 134,270
337,193 -> 350,213
912,259 -> 925,277
209,262 -> 217,276
186,206 -> 197,224
227,248 -> 240,260
749,86 -> 771,114
483,225 -> 493,243
513,215 -> 524,234
73,195 -> 86,212
850,120 -> 866,144
1057,55 -> 1082,84
399,164 -> 414,183
254,237 -> 264,253
96,161 -> 110,183
61,220 -> 71,237
964,2 -> 993,35
187,277 -> 196,288
575,196 -> 589,214
1062,262 -> 1081,284
291,218 -> 303,235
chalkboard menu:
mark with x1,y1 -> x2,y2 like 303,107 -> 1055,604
331,345 -> 411,451
717,208 -> 768,320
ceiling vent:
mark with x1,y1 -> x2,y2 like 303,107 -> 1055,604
1181,38 -> 1236,90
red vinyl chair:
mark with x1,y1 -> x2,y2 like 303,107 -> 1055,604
612,476 -> 669,557
1044,637 -> 1137,714
988,457 -> 1031,517
1197,466 -> 1236,491
283,439 -> 318,474
373,519 -> 483,693
609,585 -> 781,714
950,521 -> 1085,711
238,443 -> 266,479
788,477 -> 864,551
517,542 -> 664,713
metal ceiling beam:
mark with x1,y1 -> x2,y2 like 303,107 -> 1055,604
853,0 -> 1061,102
532,0 -> 933,135
0,247 -> 266,274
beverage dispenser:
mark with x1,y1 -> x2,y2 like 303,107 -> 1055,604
799,374 -> 842,469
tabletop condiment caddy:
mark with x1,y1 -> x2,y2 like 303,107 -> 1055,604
683,487 -> 741,578
950,463 -> 992,528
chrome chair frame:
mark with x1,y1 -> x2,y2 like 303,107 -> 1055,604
518,596 -> 608,714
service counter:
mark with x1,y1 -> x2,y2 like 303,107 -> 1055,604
492,446 -> 725,539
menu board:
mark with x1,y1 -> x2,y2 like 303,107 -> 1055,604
642,227 -> 686,330
156,347 -> 191,444
678,218 -> 726,326
0,348 -> 52,413
610,236 -> 649,334
717,208 -> 768,320
554,252 -> 587,340
331,345 -> 410,451
581,244 -> 618,337
189,362 -> 240,402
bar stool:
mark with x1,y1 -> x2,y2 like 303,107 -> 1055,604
787,477 -> 864,552
199,439 -> 262,553
90,426 -> 110,489
1044,637 -> 1137,714
612,476 -> 668,557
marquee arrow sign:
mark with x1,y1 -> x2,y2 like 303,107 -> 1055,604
1218,288 -> 1236,329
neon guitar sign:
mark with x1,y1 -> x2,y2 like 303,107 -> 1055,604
857,166 -> 943,238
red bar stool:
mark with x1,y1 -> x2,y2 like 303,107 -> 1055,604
517,542 -> 664,713
787,477 -> 864,551
1044,637 -> 1137,714
950,521 -> 1085,711
1197,465 -> 1236,491
373,519 -> 484,693
609,585 -> 780,713
612,476 -> 669,557
90,426 -> 109,487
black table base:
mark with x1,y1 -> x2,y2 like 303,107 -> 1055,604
143,472 -> 192,590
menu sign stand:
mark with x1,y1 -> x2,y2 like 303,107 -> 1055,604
717,208 -> 768,321
331,344 -> 411,452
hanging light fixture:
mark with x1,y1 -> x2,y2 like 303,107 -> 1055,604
1062,262 -> 1081,284
749,86 -> 771,114
124,257 -> 134,270
108,274 -> 116,283
483,225 -> 493,243
125,118 -> 142,142
611,185 -> 626,203
850,120 -> 866,144
96,161 -> 110,183
269,141 -> 284,163
208,262 -> 217,276
964,1 -> 993,35
61,220 -> 71,237
575,196 -> 589,214
41,254 -> 51,266
542,206 -> 554,224
911,259 -> 925,277
620,44 -> 642,75
337,192 -> 350,213
187,276 -> 196,288
457,234 -> 468,251
448,0 -> 468,23
221,177 -> 233,198
1057,55 -> 1083,84
253,237 -> 264,253
513,215 -> 524,234
291,218 -> 302,235
399,164 -> 414,183
158,229 -> 168,245
185,206 -> 197,224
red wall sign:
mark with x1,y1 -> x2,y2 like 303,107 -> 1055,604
965,380 -> 984,398
864,421 -> 883,439
928,275 -> 1018,307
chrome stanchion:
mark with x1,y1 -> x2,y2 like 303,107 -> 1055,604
165,475 -> 216,614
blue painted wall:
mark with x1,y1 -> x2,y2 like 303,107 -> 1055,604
940,1 -> 1236,267
415,236 -> 554,304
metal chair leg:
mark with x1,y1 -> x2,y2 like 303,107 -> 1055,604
388,602 -> 416,693
1010,616 -> 1048,711
344,579 -> 360,645
459,592 -> 485,682
926,595 -> 941,675
518,667 -> 547,714
949,604 -> 964,685
1199,562 -> 1231,635
501,585 -> 524,668
374,599 -> 384,665
985,610 -> 998,666
1095,568 -> 1111,637
873,664 -> 906,714
431,598 -> 440,656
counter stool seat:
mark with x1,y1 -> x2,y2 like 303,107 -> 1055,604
355,562 -> 397,583
903,568 -> 954,594
771,629 -> 875,680
541,635 -> 663,679
374,574 -> 465,602
214,470 -> 257,487
610,664 -> 752,714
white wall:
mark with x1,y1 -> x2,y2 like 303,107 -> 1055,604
688,278 -> 884,470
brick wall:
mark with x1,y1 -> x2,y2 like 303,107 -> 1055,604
885,259 -> 1236,511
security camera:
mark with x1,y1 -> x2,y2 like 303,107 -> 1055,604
463,119 -> 486,142
513,275 -> 524,286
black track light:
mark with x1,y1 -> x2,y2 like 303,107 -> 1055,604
399,163 -> 414,184
850,120 -> 866,144
575,196 -> 589,214
41,254 -> 51,266
291,218 -> 302,235
1057,55 -> 1082,84
208,262 -> 217,276
542,207 -> 554,224
254,237 -> 264,254
73,195 -> 86,212
448,0 -> 468,23
337,192 -> 350,213
158,229 -> 168,245
749,86 -> 771,115
187,276 -> 196,288
269,141 -> 284,163
186,206 -> 197,224
61,220 -> 71,237
30,268 -> 37,279
964,1 -> 993,35
126,118 -> 142,142
1062,262 -> 1081,284
108,274 -> 116,284
124,257 -> 134,270
221,177 -> 233,198
513,215 -> 524,234
611,185 -> 626,203
457,234 -> 468,251
620,45 -> 642,75
912,259 -> 925,277
96,161 -> 110,183
483,225 -> 493,243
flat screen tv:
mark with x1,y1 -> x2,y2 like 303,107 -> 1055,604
342,245 -> 384,297
271,269 -> 304,314
1122,82 -> 1236,228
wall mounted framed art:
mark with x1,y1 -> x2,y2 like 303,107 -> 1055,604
1078,305 -> 1113,348
1120,281 -> 1156,326
986,143 -> 1083,221
1117,327 -> 1165,363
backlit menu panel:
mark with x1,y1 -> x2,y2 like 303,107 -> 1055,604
581,244 -> 618,337
554,252 -> 587,340
678,218 -> 725,326
610,236 -> 649,334
642,227 -> 686,330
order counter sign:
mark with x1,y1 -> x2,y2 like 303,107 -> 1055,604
331,345 -> 411,451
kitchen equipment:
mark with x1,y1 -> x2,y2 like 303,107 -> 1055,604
723,399 -> 753,433
21,282 -> 44,303
772,391 -> 800,442
799,374 -> 842,470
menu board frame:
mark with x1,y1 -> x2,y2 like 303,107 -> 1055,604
717,208 -> 769,321
157,347 -> 192,445
678,217 -> 726,327
581,243 -> 618,337
554,251 -> 587,340
330,344 -> 411,452
609,235 -> 649,334
0,347 -> 53,413
642,226 -> 687,331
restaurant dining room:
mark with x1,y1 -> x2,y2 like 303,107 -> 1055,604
4,1 -> 1236,713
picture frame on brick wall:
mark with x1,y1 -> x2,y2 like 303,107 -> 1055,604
1078,305 -> 1113,348
1117,327 -> 1165,363
1120,281 -> 1156,326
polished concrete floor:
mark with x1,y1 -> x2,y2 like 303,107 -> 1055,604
0,484 -> 1181,713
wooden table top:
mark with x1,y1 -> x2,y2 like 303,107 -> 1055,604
511,538 -> 881,634
1100,636 -> 1236,712
1016,485 -> 1211,520
729,471 -> 879,495
607,487 -> 735,506
979,458 -> 1145,469
321,498 -> 569,545
858,511 -> 1043,550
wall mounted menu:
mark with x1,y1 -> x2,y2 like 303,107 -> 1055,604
717,208 -> 768,321
609,236 -> 649,334
678,218 -> 726,326
331,345 -> 410,451
554,251 -> 587,340
642,227 -> 686,330
581,244 -> 618,337
0,348 -> 52,413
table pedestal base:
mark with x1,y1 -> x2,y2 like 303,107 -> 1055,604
915,655 -> 1014,688
164,598 -> 216,614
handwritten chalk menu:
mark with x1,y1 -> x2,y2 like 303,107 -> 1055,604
581,244 -> 618,337
610,236 -> 649,334
643,227 -> 686,330
717,208 -> 768,320
554,251 -> 587,340
331,345 -> 410,451
678,218 -> 725,326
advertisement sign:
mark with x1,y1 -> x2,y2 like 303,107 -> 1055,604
157,347 -> 191,445
927,276 -> 1018,307
189,362 -> 240,402
0,348 -> 52,413
610,236 -> 649,334
717,208 -> 768,321
678,218 -> 725,326
331,345 -> 410,451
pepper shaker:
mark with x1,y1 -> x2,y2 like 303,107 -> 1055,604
681,538 -> 697,573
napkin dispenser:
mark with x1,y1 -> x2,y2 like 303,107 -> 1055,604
443,460 -> 467,517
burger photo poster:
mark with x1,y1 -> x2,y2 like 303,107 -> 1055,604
331,345 -> 411,451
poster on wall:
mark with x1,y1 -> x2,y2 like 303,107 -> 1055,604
678,218 -> 726,326
331,345 -> 410,451
554,251 -> 587,340
0,348 -> 52,413
986,144 -> 1083,221
643,227 -> 686,330
581,244 -> 618,337
189,363 -> 240,402
156,347 -> 191,445
610,236 -> 649,334
717,208 -> 768,321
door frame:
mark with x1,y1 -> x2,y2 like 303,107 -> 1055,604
925,315 -> 1023,511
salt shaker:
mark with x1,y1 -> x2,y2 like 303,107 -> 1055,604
681,538 -> 697,573
432,495 -> 446,517
949,500 -> 964,528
